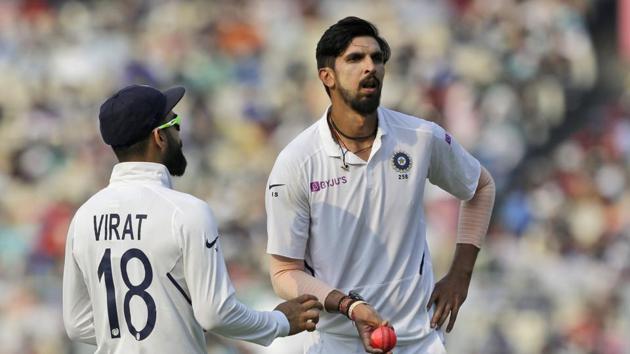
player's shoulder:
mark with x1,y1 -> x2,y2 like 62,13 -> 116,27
160,188 -> 212,217
379,107 -> 439,135
274,119 -> 324,168
156,188 -> 219,233
72,187 -> 114,219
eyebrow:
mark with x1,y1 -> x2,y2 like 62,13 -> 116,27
343,49 -> 383,58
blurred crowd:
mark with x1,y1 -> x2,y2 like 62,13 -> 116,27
0,0 -> 627,353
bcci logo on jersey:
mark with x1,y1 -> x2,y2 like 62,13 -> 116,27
392,151 -> 412,173
310,176 -> 348,192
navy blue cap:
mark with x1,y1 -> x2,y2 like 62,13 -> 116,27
99,84 -> 185,148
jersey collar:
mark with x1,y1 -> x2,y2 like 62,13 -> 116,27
110,162 -> 173,188
317,106 -> 390,158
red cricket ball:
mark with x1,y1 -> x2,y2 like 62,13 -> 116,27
370,326 -> 397,352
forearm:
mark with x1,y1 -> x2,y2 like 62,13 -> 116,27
456,166 -> 495,248
448,243 -> 480,276
270,257 -> 364,318
189,251 -> 289,345
269,255 -> 335,304
211,296 -> 289,346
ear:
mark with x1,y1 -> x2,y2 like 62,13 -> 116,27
152,129 -> 168,151
318,67 -> 336,90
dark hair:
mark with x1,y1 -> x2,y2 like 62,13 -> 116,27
112,114 -> 171,161
316,16 -> 391,70
113,137 -> 151,161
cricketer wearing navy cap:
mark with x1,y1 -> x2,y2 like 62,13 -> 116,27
63,84 -> 323,353
99,85 -> 185,147
98,84 -> 187,176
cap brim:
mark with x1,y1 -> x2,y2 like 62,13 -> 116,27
162,86 -> 186,115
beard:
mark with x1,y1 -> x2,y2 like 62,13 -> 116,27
338,76 -> 382,114
163,133 -> 187,176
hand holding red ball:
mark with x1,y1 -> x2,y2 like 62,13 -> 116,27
370,325 -> 397,352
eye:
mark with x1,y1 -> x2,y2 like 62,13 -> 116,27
174,124 -> 180,131
346,53 -> 362,62
372,53 -> 384,64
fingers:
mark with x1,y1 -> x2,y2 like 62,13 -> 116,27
364,343 -> 384,353
359,332 -> 383,354
430,297 -> 450,329
302,314 -> 318,332
295,294 -> 319,303
430,297 -> 443,328
426,289 -> 438,311
366,346 -> 384,353
360,331 -> 372,350
301,299 -> 324,311
302,304 -> 321,332
355,322 -> 385,354
431,296 -> 462,332
436,303 -> 451,328
304,318 -> 317,332
446,303 -> 460,333
303,307 -> 320,318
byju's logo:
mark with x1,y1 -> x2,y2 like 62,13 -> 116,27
310,176 -> 348,192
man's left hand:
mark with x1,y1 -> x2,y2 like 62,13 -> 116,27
426,270 -> 472,333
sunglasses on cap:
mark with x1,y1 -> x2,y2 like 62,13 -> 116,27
156,115 -> 181,131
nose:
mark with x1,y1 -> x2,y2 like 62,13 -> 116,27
363,56 -> 376,74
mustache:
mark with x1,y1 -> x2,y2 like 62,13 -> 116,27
359,75 -> 380,87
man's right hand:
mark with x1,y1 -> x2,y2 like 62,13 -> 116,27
351,303 -> 392,354
274,294 -> 323,335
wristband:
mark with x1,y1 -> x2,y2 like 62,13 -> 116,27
336,295 -> 347,313
338,296 -> 354,316
348,300 -> 367,321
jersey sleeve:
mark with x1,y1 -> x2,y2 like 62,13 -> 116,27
62,216 -> 97,345
427,123 -> 481,201
265,151 -> 310,259
178,202 -> 289,346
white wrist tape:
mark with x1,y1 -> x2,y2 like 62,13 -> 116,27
348,300 -> 367,321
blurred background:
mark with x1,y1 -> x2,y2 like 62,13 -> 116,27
0,0 -> 628,353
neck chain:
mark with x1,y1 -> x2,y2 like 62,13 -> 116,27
328,112 -> 378,141
327,114 -> 376,170
336,135 -> 373,154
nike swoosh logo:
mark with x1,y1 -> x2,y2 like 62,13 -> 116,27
268,184 -> 285,190
205,236 -> 219,249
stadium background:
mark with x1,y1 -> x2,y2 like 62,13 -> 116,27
0,0 -> 628,353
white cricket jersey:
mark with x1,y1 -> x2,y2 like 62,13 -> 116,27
63,162 -> 289,354
266,107 -> 480,345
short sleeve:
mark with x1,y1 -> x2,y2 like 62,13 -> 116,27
427,123 -> 481,200
265,151 -> 310,259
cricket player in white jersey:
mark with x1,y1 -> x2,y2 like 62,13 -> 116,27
265,17 -> 496,353
63,84 -> 323,354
